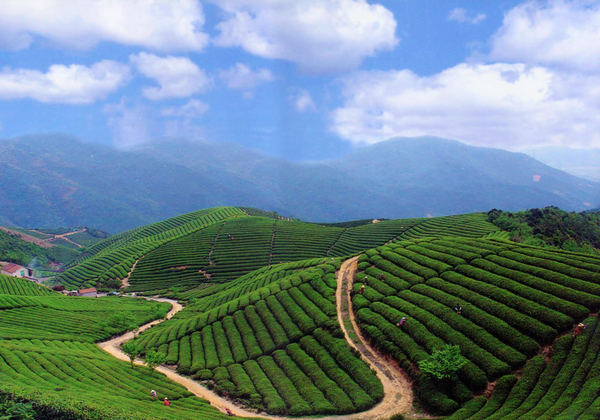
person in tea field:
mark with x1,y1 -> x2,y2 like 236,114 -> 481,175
163,398 -> 171,407
454,303 -> 462,315
364,276 -> 369,286
150,390 -> 157,398
575,323 -> 587,336
360,285 -> 365,294
225,407 -> 235,416
397,317 -> 407,327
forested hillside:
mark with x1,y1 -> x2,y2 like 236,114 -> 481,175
488,207 -> 600,254
2,135 -> 599,233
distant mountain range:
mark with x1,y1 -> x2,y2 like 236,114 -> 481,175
522,146 -> 600,182
1,134 -> 599,233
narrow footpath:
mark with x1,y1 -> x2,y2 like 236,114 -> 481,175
336,257 -> 414,419
98,257 -> 414,419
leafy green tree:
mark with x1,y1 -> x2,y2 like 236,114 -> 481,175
145,350 -> 166,376
102,311 -> 136,331
418,345 -> 468,381
122,341 -> 139,369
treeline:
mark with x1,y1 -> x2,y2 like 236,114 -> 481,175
0,230 -> 50,266
487,207 -> 600,254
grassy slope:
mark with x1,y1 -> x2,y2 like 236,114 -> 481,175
0,274 -> 227,420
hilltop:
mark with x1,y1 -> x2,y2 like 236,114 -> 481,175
1,134 -> 599,233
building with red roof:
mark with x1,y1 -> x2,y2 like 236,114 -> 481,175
1,263 -> 31,278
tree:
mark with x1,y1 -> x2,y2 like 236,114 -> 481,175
122,341 -> 139,369
418,345 -> 468,381
145,350 -> 166,376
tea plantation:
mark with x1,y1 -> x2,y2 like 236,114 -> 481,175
5,206 -> 600,419
352,236 -> 600,416
0,274 -> 228,420
132,259 -> 384,416
54,206 -> 498,294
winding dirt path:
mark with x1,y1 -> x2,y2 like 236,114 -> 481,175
98,258 -> 414,419
98,298 -> 267,418
336,257 -> 414,419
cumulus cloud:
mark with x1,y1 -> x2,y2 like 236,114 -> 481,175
218,63 -> 274,93
212,0 -> 398,73
330,63 -> 600,149
289,89 -> 316,113
448,8 -> 486,24
130,53 -> 211,101
162,99 -> 209,118
489,0 -> 600,71
0,0 -> 209,52
0,60 -> 130,104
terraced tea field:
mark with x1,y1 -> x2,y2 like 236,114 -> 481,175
352,237 -> 600,415
0,274 -> 229,420
54,206 -> 499,294
6,206 -> 600,419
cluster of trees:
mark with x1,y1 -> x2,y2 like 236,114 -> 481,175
0,230 -> 50,267
487,207 -> 600,254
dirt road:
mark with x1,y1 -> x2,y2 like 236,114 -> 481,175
336,257 -> 414,419
98,259 -> 414,419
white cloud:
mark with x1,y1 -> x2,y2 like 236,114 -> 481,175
448,8 -> 486,24
489,0 -> 600,71
219,63 -> 274,92
162,99 -> 209,118
0,0 -> 209,52
330,63 -> 600,149
0,60 -> 130,104
212,0 -> 398,73
104,100 -> 153,149
130,53 -> 211,101
289,89 -> 316,113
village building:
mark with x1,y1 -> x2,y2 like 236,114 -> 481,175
77,287 -> 98,297
1,263 -> 32,278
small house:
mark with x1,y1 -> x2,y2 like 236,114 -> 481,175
78,287 -> 97,297
1,263 -> 31,278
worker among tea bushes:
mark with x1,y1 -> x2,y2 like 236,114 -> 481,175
397,317 -> 407,327
575,323 -> 587,336
454,303 -> 462,315
163,398 -> 171,407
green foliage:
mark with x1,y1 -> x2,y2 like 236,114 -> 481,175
121,341 -> 139,369
488,207 -> 600,254
419,345 -> 468,380
145,349 -> 166,376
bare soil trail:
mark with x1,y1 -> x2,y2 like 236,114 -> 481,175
98,297 -> 270,419
97,258 -> 415,420
0,227 -> 55,248
336,257 -> 414,419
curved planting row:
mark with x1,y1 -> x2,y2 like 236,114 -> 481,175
55,207 -> 243,290
447,316 -> 600,420
0,277 -> 222,420
134,263 -> 382,416
0,274 -> 52,296
352,237 -> 600,415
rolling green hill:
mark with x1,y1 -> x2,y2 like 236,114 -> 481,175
6,206 -> 600,419
53,207 -> 499,293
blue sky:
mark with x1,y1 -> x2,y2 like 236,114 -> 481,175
0,0 -> 599,160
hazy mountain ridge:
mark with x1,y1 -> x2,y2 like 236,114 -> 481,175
523,146 -> 600,182
1,134 -> 599,233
